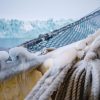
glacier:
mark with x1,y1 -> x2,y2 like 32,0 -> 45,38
0,19 -> 73,49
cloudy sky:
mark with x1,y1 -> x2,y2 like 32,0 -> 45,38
0,0 -> 100,21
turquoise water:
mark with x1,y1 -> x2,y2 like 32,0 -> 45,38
0,38 -> 31,49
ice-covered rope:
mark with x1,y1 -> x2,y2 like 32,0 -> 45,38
0,29 -> 100,81
25,29 -> 100,100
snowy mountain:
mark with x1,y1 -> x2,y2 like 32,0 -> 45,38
0,19 -> 74,48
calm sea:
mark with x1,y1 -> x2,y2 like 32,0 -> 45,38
0,38 -> 31,49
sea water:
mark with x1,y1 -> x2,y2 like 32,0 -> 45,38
0,38 -> 30,49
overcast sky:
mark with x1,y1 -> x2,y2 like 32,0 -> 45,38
0,0 -> 100,21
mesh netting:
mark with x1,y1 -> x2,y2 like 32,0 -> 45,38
22,10 -> 100,52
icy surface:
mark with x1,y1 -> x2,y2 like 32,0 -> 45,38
0,19 -> 73,48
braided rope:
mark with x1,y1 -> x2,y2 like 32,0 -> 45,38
83,62 -> 92,100
25,30 -> 100,100
26,59 -> 100,100
64,67 -> 79,100
55,66 -> 77,100
76,70 -> 85,100
71,66 -> 85,100
39,64 -> 74,100
25,63 -> 74,100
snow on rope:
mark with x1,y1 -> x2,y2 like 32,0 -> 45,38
25,29 -> 100,100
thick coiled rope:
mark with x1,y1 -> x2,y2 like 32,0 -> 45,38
25,30 -> 100,100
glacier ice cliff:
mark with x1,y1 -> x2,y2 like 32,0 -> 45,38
0,19 -> 73,48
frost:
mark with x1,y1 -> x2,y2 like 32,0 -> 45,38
9,46 -> 35,61
0,51 -> 9,70
0,51 -> 9,61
